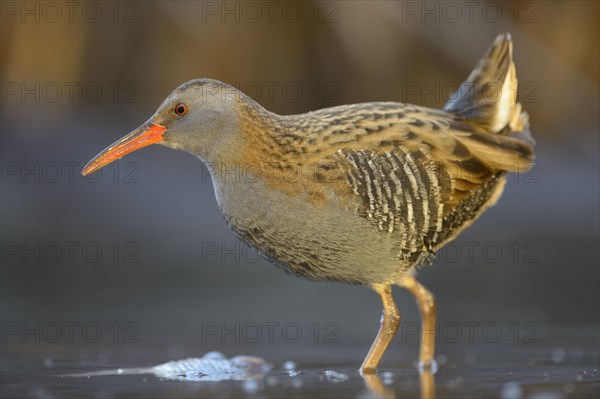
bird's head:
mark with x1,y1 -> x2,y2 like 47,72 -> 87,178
81,79 -> 246,176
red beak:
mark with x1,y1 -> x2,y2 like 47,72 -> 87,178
81,122 -> 166,176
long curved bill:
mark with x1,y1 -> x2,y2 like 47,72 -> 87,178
81,122 -> 166,176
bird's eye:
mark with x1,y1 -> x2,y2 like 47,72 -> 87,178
175,103 -> 187,116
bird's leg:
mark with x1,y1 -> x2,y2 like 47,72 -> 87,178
360,283 -> 401,373
397,275 -> 437,370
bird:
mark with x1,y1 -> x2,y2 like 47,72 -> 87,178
82,33 -> 535,373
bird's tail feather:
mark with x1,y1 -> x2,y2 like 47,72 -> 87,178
444,33 -> 535,172
444,33 -> 531,139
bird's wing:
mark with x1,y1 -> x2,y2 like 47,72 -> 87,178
329,112 -> 534,261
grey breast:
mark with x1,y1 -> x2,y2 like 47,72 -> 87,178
210,170 -> 407,285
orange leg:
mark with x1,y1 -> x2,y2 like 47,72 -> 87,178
360,284 -> 401,373
397,275 -> 437,370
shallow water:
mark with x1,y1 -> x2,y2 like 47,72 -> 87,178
2,337 -> 598,399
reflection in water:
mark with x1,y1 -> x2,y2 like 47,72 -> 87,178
362,372 -> 395,398
420,371 -> 436,399
361,369 -> 436,399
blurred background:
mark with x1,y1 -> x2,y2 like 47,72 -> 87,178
1,1 -> 598,398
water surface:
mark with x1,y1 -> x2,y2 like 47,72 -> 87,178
2,333 -> 598,399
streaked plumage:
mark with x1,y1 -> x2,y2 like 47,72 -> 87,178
82,33 -> 535,372
224,34 -> 534,284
